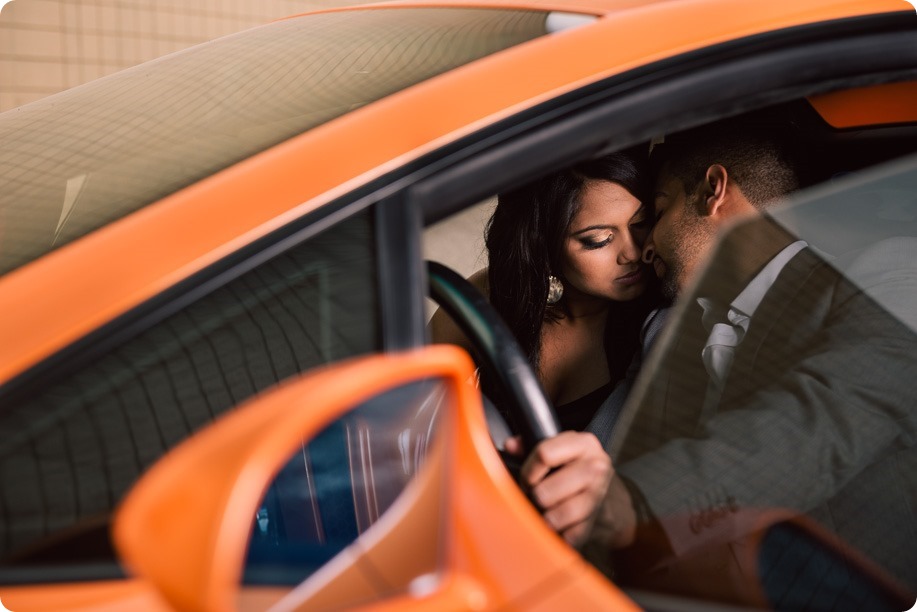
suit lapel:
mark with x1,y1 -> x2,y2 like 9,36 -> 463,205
721,248 -> 833,406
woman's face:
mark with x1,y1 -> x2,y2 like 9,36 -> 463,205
560,179 -> 651,303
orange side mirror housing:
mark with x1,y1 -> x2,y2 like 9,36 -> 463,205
114,345 -> 636,611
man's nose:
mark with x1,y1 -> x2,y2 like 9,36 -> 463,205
618,231 -> 641,264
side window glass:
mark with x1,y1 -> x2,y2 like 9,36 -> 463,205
242,378 -> 447,591
612,157 -> 917,608
421,197 -> 494,299
771,160 -> 917,333
0,208 -> 379,570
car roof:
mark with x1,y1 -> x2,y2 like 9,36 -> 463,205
0,0 -> 908,388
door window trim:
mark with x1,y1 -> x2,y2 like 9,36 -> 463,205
376,195 -> 427,351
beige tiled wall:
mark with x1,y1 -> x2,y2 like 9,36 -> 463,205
0,0 -> 358,112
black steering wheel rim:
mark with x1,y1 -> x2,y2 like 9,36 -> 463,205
426,260 -> 560,449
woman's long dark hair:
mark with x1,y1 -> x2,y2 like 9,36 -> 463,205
485,149 -> 658,392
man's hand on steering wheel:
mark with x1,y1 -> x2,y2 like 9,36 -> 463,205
427,261 -> 621,545
505,431 -> 614,546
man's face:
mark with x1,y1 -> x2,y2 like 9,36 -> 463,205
643,166 -> 716,300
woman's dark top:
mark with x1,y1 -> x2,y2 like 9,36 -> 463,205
485,282 -> 662,435
556,380 -> 614,432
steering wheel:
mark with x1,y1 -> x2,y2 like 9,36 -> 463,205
426,260 -> 560,450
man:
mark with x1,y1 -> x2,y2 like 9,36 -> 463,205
509,117 -> 917,604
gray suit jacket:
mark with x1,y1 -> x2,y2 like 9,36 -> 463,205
611,217 -> 917,592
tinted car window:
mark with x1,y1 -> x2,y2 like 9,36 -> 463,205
0,7 -> 549,276
610,155 -> 917,607
0,209 -> 379,575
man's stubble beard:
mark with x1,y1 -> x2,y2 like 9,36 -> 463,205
660,267 -> 681,301
661,193 -> 714,302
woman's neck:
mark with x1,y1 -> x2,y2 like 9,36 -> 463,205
561,292 -> 610,320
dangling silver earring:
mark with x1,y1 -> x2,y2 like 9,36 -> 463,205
547,275 -> 563,305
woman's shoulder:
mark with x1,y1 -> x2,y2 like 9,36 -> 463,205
467,267 -> 489,297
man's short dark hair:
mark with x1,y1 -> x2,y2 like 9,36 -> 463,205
650,115 -> 800,208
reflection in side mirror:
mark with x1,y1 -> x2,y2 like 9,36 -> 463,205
243,379 -> 446,588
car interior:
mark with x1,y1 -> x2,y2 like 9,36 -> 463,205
418,79 -> 917,607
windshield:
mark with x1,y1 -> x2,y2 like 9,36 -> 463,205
0,7 -> 551,276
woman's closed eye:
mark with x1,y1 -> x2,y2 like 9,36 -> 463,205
579,232 -> 613,249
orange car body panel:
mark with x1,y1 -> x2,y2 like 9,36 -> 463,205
2,581 -> 288,611
1,580 -> 172,611
807,80 -> 917,128
0,0 -> 908,387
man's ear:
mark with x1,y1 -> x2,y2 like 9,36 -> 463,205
701,164 -> 729,217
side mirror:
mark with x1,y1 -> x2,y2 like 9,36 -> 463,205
114,345 -> 631,611
113,346 -> 469,611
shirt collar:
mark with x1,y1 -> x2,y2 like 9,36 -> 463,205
698,240 -> 808,325
732,240 -> 808,318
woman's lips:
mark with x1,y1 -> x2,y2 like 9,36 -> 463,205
615,267 -> 644,286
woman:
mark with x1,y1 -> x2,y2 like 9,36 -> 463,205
432,150 -> 658,434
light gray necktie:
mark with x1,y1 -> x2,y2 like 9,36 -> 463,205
698,299 -> 749,391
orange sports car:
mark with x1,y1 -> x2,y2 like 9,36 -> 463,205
1,0 -> 916,610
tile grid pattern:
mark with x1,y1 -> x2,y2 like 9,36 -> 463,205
0,0 -> 356,112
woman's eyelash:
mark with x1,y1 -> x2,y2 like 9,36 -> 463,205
581,236 -> 612,249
